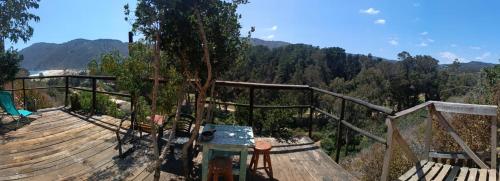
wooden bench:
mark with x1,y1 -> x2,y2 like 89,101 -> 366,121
399,160 -> 497,181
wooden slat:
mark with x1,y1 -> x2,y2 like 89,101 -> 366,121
423,163 -> 443,180
431,101 -> 497,116
444,166 -> 461,181
490,115 -> 497,169
467,168 -> 478,181
479,169 -> 488,181
433,164 -> 452,181
456,167 -> 469,181
487,169 -> 496,181
408,161 -> 435,181
429,104 -> 489,169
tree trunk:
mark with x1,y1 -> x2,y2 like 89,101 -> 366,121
182,90 -> 207,178
151,33 -> 161,181
0,37 -> 4,53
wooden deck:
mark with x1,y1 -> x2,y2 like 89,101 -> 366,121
399,160 -> 498,181
0,109 -> 357,181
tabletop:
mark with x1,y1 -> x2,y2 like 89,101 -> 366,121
199,124 -> 255,147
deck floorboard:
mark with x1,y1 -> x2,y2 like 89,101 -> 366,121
0,109 -> 356,181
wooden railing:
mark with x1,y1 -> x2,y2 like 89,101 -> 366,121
9,75 -> 497,181
381,101 -> 498,181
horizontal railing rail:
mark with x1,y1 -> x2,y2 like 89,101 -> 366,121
9,75 -> 398,176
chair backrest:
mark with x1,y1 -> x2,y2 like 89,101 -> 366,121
167,113 -> 195,136
0,91 -> 20,116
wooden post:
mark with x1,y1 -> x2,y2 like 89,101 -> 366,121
11,81 -> 14,102
22,78 -> 26,109
381,118 -> 394,181
91,77 -> 97,115
131,94 -> 136,126
65,76 -> 69,107
249,87 -> 254,127
335,99 -> 346,162
490,110 -> 497,169
345,129 -> 349,156
308,88 -> 314,138
424,107 -> 432,160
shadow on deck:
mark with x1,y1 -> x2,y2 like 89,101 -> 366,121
0,109 -> 357,181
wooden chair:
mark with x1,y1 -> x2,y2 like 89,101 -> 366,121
208,156 -> 234,181
249,140 -> 273,179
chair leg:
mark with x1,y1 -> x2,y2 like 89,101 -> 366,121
252,152 -> 259,174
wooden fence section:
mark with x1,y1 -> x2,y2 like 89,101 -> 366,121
7,75 -> 498,181
382,101 -> 498,181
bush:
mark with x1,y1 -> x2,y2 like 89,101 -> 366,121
70,91 -> 124,118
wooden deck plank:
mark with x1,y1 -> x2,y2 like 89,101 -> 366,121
487,169 -> 496,181
433,164 -> 451,181
456,167 -> 469,181
444,166 -> 461,181
0,109 -> 356,181
467,168 -> 478,181
399,160 -> 429,180
478,169 -> 487,181
422,163 -> 443,180
408,161 -> 435,181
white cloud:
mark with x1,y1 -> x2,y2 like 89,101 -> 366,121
426,38 -> 435,42
262,34 -> 275,40
269,25 -> 278,31
450,44 -> 457,47
374,19 -> 386,24
470,46 -> 481,50
420,31 -> 428,35
439,51 -> 467,64
388,39 -> 398,46
475,52 -> 491,60
417,42 -> 428,47
360,8 -> 380,15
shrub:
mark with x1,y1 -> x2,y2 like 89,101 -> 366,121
70,91 -> 124,118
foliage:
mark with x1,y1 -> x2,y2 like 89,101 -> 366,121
0,0 -> 40,51
69,92 -> 124,118
0,51 -> 21,88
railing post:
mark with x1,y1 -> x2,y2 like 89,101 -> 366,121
381,117 -> 394,181
22,78 -> 26,109
335,99 -> 346,162
249,87 -> 254,127
308,88 -> 314,138
64,76 -> 69,107
131,94 -> 136,125
91,77 -> 97,115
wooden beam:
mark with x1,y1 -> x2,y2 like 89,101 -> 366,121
381,118 -> 394,181
389,101 -> 432,119
429,104 -> 489,169
490,111 -> 497,169
431,101 -> 497,116
392,127 -> 419,163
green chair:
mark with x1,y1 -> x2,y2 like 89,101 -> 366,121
0,91 -> 32,125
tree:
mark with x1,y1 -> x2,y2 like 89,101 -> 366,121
128,0 -> 248,179
0,0 -> 40,52
0,0 -> 40,89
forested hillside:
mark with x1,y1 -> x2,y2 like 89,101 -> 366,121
223,44 -> 491,111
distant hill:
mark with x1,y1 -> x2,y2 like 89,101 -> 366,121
20,39 -> 128,70
250,38 -> 290,49
441,61 -> 496,72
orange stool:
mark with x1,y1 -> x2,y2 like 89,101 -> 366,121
208,156 -> 233,181
249,140 -> 273,178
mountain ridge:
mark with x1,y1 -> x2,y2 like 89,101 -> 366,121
18,38 -> 496,71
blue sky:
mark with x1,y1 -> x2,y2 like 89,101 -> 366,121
7,0 -> 500,64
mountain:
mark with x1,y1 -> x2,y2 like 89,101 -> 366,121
20,39 -> 128,70
441,61 -> 496,72
250,38 -> 290,49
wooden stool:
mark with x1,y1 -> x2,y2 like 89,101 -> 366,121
249,140 -> 273,178
208,156 -> 234,181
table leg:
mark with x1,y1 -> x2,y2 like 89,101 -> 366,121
202,146 -> 210,181
239,149 -> 248,181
